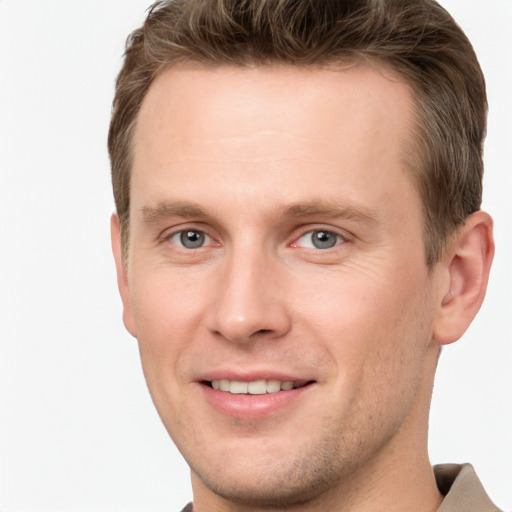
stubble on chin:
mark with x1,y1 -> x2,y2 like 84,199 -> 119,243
186,417 -> 384,509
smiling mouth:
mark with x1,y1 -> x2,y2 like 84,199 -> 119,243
204,379 -> 313,395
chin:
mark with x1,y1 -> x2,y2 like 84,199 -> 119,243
192,461 -> 337,507
184,431 -> 350,507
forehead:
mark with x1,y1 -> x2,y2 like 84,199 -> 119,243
131,63 -> 418,224
135,62 -> 414,161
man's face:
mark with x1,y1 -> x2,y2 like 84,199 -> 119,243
114,64 -> 444,505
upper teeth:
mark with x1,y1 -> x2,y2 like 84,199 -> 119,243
211,379 -> 301,394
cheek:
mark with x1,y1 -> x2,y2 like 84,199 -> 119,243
302,269 -> 435,441
128,270 -> 208,386
127,275 -> 201,438
131,265 -> 206,330
296,263 -> 434,383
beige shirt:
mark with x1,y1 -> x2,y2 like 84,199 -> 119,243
180,463 -> 502,512
435,463 -> 502,512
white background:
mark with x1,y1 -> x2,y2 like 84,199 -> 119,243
0,1 -> 510,510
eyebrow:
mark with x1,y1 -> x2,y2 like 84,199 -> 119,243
141,201 -> 209,223
140,199 -> 379,225
281,200 -> 379,224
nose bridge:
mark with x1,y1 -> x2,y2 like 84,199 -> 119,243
207,239 -> 290,343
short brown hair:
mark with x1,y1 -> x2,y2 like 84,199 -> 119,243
108,0 -> 487,266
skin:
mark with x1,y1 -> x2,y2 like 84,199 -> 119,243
112,64 -> 494,511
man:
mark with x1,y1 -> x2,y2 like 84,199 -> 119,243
108,0 -> 499,510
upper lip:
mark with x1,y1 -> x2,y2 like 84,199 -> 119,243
196,370 -> 315,384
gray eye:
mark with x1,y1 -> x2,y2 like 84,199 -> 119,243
179,230 -> 206,249
311,230 -> 339,249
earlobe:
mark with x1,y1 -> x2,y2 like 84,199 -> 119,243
433,211 -> 494,345
110,213 -> 137,338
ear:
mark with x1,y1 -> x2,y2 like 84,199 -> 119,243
111,213 -> 137,338
433,211 -> 494,345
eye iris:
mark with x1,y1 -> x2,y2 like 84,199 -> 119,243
180,230 -> 205,249
312,230 -> 337,249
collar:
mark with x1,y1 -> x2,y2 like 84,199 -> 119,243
435,463 -> 501,512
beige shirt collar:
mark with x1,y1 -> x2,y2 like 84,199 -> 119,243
435,463 -> 501,512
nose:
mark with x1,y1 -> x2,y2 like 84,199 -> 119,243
205,248 -> 292,344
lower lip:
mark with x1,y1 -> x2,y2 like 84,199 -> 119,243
199,383 -> 314,418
